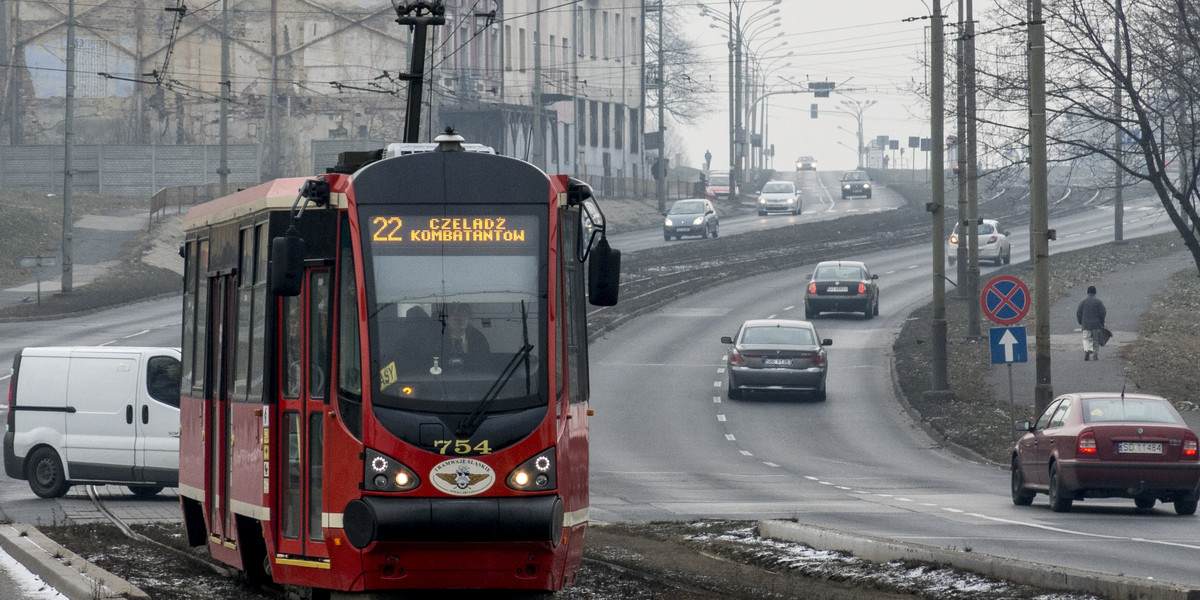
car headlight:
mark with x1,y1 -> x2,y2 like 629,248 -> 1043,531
758,198 -> 767,205
692,216 -> 704,226
664,218 -> 674,226
786,198 -> 795,204
843,184 -> 851,189
863,183 -> 871,188
507,449 -> 556,491
363,448 -> 420,492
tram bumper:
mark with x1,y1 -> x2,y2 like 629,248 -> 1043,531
343,495 -> 564,549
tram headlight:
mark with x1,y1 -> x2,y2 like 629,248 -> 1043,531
363,448 -> 420,492
506,448 -> 557,491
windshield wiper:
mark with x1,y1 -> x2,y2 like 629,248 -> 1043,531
456,343 -> 533,437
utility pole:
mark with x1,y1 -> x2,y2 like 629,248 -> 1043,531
954,0 -> 967,294
218,0 -> 229,196
532,0 -> 544,168
1113,0 -> 1124,243
732,5 -> 743,205
930,0 -> 949,392
1029,0 -> 1053,415
395,1 -> 446,144
60,0 -> 76,294
965,0 -> 981,338
657,0 -> 667,214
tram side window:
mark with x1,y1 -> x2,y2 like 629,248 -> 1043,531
562,211 -> 588,404
281,412 -> 301,540
182,241 -> 196,390
282,297 -> 302,399
233,227 -> 254,400
194,240 -> 209,395
337,220 -> 363,439
249,224 -> 269,401
308,413 -> 324,542
309,271 -> 331,400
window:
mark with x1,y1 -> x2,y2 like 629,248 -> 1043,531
577,100 -> 587,147
505,25 -> 512,70
630,109 -> 639,153
602,12 -> 609,59
602,103 -> 610,148
337,217 -> 363,439
589,100 -> 599,148
589,9 -> 597,58
519,28 -> 527,71
630,16 -> 638,64
549,35 -> 556,69
146,356 -> 182,408
615,107 -> 625,150
616,15 -> 622,62
1048,400 -> 1072,428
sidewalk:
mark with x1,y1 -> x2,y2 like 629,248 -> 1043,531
987,251 -> 1199,430
0,208 -> 149,312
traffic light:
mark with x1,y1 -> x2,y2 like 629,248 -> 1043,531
811,104 -> 818,119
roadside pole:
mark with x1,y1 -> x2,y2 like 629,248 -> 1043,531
1029,0 -> 1053,416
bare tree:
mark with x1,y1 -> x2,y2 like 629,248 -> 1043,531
646,1 -> 718,127
978,0 -> 1200,273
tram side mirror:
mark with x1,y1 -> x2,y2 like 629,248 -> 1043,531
588,238 -> 620,307
578,199 -> 605,262
270,230 -> 305,297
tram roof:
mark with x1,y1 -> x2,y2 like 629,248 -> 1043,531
184,176 -> 346,231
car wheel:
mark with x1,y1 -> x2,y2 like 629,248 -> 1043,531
873,296 -> 880,317
1134,497 -> 1156,510
1048,462 -> 1073,512
664,233 -> 671,241
1175,497 -> 1198,516
867,191 -> 872,199
711,224 -> 719,239
727,378 -> 742,400
1010,457 -> 1035,506
1003,249 -> 1012,264
129,485 -> 165,498
28,446 -> 71,499
805,304 -> 816,319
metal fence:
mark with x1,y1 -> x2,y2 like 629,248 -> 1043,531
0,144 -> 260,197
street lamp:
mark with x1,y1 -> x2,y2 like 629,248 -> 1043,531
838,98 -> 877,169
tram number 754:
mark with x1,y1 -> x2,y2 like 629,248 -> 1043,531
433,439 -> 493,455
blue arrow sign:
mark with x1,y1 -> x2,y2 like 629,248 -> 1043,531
990,326 -> 1027,364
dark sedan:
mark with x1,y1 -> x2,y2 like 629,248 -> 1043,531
663,199 -> 719,240
840,171 -> 872,198
804,261 -> 879,319
721,319 -> 832,401
1012,392 -> 1200,514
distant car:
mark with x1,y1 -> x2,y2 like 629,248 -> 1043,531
757,180 -> 802,216
663,198 -> 719,240
796,156 -> 817,171
1011,392 -> 1200,515
805,260 -> 879,319
721,319 -> 832,401
704,171 -> 740,203
840,171 -> 872,198
947,218 -> 1011,266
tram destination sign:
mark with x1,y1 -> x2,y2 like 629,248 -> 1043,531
369,215 -> 535,245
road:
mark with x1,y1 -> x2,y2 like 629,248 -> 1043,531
0,172 -> 1191,595
589,188 -> 1200,587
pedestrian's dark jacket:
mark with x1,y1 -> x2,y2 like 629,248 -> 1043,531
1076,294 -> 1106,330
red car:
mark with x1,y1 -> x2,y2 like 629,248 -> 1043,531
1011,392 -> 1200,514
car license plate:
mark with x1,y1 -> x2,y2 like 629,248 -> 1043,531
826,286 -> 848,293
763,358 -> 791,366
1118,442 -> 1162,454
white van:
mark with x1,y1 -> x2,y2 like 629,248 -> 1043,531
3,346 -> 182,498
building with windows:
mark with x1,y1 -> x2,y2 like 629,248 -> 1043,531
0,0 -> 645,193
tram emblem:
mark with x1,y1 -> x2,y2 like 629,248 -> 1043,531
430,458 -> 495,496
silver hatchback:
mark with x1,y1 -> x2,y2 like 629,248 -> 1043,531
721,319 -> 832,401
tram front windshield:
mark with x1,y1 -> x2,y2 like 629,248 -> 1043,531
360,207 -> 545,412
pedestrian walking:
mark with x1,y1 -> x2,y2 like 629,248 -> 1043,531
1076,285 -> 1107,361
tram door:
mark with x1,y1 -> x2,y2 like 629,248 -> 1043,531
276,269 -> 330,559
207,275 -> 237,543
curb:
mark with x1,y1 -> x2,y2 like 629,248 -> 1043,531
758,519 -> 1200,600
0,523 -> 149,600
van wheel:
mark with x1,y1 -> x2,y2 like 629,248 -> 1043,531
128,485 -> 164,498
28,447 -> 70,498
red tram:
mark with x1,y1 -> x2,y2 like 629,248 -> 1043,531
177,132 -> 619,595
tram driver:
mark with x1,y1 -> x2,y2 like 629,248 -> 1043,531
442,302 -> 490,355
